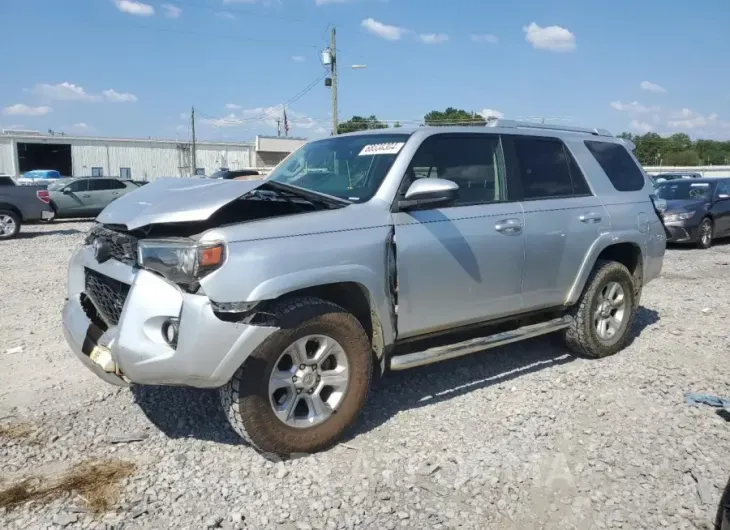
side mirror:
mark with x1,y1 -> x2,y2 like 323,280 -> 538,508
62,188 -> 71,194
398,178 -> 459,210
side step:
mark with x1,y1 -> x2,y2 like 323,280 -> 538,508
389,316 -> 573,371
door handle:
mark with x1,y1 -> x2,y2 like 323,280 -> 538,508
579,212 -> 602,223
495,218 -> 523,234
81,194 -> 91,198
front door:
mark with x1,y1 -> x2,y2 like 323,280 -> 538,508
392,133 -> 525,339
712,180 -> 730,236
502,134 -> 608,310
54,178 -> 90,216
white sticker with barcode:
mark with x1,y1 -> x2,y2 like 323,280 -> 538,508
358,142 -> 405,156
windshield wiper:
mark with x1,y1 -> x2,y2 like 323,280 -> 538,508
263,181 -> 352,208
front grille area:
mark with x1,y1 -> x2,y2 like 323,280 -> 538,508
84,268 -> 130,326
85,225 -> 138,265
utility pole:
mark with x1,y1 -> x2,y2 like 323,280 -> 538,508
191,106 -> 197,177
330,27 -> 338,136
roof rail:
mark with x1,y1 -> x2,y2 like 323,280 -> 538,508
486,119 -> 613,137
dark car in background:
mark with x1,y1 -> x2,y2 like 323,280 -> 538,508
653,172 -> 702,183
655,178 -> 730,249
208,169 -> 260,180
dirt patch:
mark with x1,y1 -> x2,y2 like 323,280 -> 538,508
0,422 -> 35,440
0,459 -> 135,513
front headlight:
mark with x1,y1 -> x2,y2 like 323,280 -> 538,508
137,239 -> 225,284
663,211 -> 696,222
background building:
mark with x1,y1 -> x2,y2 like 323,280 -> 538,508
0,130 -> 306,180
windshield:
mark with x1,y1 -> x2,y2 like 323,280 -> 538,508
655,181 -> 713,200
266,133 -> 411,202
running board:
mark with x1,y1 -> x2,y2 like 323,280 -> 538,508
389,316 -> 573,371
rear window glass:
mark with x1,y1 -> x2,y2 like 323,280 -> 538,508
584,141 -> 645,192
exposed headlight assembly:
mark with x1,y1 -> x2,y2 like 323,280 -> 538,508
663,211 -> 695,222
137,239 -> 225,284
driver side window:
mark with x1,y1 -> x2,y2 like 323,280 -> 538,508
66,179 -> 89,192
716,181 -> 730,196
404,134 -> 505,207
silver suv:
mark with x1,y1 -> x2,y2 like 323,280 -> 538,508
62,120 -> 666,456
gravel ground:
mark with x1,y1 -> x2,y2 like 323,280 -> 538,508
2,220 -> 730,530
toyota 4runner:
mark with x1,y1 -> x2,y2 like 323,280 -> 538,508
62,120 -> 666,456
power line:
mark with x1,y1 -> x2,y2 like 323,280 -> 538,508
197,72 -> 328,126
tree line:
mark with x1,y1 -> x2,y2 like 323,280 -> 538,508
337,108 -> 730,167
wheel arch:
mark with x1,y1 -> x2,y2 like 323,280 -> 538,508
566,239 -> 644,306
0,202 -> 23,221
250,277 -> 391,374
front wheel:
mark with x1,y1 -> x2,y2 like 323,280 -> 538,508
696,217 -> 713,249
220,297 -> 372,456
563,260 -> 637,359
0,210 -> 21,240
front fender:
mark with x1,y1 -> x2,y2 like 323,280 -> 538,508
565,232 -> 645,305
247,265 -> 394,346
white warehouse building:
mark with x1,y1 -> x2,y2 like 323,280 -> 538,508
0,130 -> 307,180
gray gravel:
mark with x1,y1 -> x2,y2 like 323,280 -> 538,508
2,220 -> 730,529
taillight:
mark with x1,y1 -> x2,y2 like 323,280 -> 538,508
36,190 -> 50,204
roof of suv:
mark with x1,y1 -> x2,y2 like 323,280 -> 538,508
335,119 -> 621,143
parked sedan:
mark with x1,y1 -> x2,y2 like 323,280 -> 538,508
46,177 -> 138,219
653,172 -> 702,183
655,178 -> 730,249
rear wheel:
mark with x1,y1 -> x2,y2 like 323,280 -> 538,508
563,260 -> 636,359
220,297 -> 372,456
696,217 -> 713,249
0,210 -> 21,240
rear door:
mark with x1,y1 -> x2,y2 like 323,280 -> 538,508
502,134 -> 608,310
86,178 -> 115,214
107,178 -> 131,204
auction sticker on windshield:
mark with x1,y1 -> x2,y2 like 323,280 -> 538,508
359,142 -> 405,156
690,183 -> 710,186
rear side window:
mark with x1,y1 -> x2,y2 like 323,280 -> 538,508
88,179 -> 111,191
584,141 -> 645,192
108,179 -> 127,190
511,136 -> 589,200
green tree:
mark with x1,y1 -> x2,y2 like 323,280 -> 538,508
337,115 -> 388,134
424,107 -> 486,127
393,121 -> 402,128
622,131 -> 730,166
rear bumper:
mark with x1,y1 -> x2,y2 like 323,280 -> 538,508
62,246 -> 278,388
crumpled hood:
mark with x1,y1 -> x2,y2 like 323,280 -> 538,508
96,177 -> 265,230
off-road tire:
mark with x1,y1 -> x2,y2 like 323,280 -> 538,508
563,260 -> 637,359
696,217 -> 713,249
220,297 -> 372,457
0,210 -> 21,240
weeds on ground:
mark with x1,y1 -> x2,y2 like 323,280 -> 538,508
0,422 -> 35,440
0,459 -> 136,513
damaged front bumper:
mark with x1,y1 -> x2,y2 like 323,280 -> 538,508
62,246 -> 278,388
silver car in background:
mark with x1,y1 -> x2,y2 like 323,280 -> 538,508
62,120 -> 666,456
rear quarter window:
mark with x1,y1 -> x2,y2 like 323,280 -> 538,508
584,140 -> 645,192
